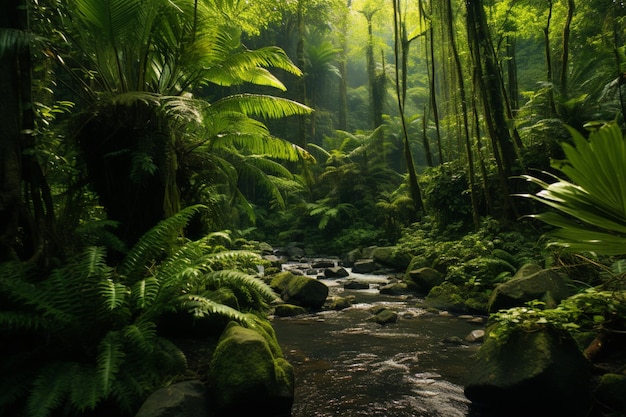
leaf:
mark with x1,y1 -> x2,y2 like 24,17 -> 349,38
97,331 -> 126,395
100,279 -> 129,310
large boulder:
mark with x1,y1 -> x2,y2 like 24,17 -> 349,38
488,264 -> 571,312
323,266 -> 349,278
372,246 -> 412,271
270,271 -> 329,310
464,326 -> 592,417
135,380 -> 209,417
207,322 -> 294,417
405,267 -> 444,294
352,259 -> 376,274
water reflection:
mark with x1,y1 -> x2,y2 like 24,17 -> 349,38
272,275 -> 482,417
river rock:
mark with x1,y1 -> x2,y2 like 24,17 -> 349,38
405,267 -> 444,294
594,373 -> 626,415
273,303 -> 307,317
379,281 -> 410,296
270,271 -> 329,310
343,248 -> 362,267
344,280 -> 369,290
323,266 -> 350,278
465,329 -> 485,343
352,259 -> 377,273
207,322 -> 294,417
371,308 -> 398,325
134,380 -> 209,417
488,264 -> 571,312
464,325 -> 592,417
328,296 -> 352,310
372,246 -> 412,270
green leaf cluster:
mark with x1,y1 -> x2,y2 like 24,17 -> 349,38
518,122 -> 626,255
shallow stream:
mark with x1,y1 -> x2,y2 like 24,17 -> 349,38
271,270 -> 484,417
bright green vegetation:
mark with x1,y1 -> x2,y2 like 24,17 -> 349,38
2,0 -> 626,416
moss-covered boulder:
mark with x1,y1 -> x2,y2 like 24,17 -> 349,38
371,308 -> 398,325
270,271 -> 329,310
207,322 -> 294,417
372,246 -> 412,270
488,264 -> 571,313
273,303 -> 307,317
405,267 -> 444,294
594,373 -> 626,415
425,282 -> 466,312
464,326 -> 592,417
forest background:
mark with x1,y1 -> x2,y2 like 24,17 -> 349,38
1,0 -> 626,416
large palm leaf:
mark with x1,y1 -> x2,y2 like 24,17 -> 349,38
517,122 -> 626,255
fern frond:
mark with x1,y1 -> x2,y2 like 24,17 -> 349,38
68,365 -> 103,413
205,269 -> 278,303
120,204 -> 206,281
129,276 -> 160,311
99,278 -> 129,311
97,331 -> 126,395
179,293 -> 249,323
123,320 -> 157,354
26,361 -> 74,417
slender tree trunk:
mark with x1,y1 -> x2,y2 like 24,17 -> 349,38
560,0 -> 575,99
337,0 -> 350,131
392,0 -> 423,216
422,105 -> 434,167
544,0 -> 558,115
296,1 -> 307,147
427,25 -> 444,165
444,0 -> 479,228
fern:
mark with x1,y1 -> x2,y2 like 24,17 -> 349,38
120,204 -> 206,281
97,331 -> 126,395
26,361 -> 74,417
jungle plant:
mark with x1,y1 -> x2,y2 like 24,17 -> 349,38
0,205 -> 278,417
517,121 -> 626,255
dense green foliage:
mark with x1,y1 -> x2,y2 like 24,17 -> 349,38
2,0 -> 626,415
0,206 -> 277,416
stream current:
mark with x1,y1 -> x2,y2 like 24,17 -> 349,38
271,270 -> 483,417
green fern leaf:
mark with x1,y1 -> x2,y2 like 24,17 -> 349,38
129,276 -> 160,310
68,365 -> 103,413
100,278 -> 129,310
26,361 -> 75,417
123,320 -> 157,353
179,293 -> 249,323
97,331 -> 126,395
120,204 -> 206,281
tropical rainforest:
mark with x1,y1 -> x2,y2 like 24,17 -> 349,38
1,0 -> 626,416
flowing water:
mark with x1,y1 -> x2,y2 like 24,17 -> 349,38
271,270 -> 483,417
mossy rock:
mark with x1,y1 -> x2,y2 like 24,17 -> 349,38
273,303 -> 307,317
463,256 -> 516,284
404,255 -> 430,279
372,246 -> 412,270
405,267 -> 444,294
465,326 -> 592,417
594,373 -> 626,415
207,322 -> 294,416
425,282 -> 466,313
269,271 -> 329,309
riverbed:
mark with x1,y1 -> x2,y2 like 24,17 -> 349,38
271,270 -> 484,417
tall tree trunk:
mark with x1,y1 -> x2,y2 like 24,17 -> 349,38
544,0 -> 558,115
0,0 -> 54,262
427,24 -> 444,165
392,0 -> 424,216
337,0 -> 350,131
444,0 -> 479,228
466,0 -> 518,220
560,0 -> 575,99
296,1 -> 307,147
506,36 -> 519,111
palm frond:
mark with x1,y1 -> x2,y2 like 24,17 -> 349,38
213,94 -> 313,119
